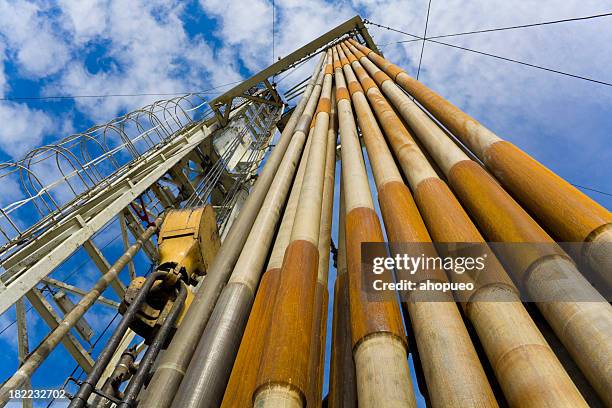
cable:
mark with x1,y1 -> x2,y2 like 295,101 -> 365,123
374,11 -> 612,46
571,184 -> 612,197
0,81 -> 244,102
426,11 -> 612,41
366,20 -> 612,87
425,38 -> 612,87
416,0 -> 432,80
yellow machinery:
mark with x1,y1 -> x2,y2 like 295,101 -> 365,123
120,206 -> 220,342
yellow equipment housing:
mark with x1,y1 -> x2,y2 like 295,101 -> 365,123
157,205 -> 220,283
120,206 -> 220,343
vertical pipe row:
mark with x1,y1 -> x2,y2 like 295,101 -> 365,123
348,39 -> 612,406
222,130 -> 314,408
253,49 -> 334,407
348,38 -> 612,287
343,40 -> 589,408
336,43 -> 498,408
332,45 -> 416,407
307,90 -> 337,407
328,181 -> 358,408
143,53 -> 327,407
169,67 -> 327,408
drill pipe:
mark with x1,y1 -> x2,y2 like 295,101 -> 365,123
328,181 -> 358,408
0,216 -> 164,407
168,65 -> 326,408
342,40 -> 588,408
254,49 -> 334,407
222,129 -> 314,408
140,53 -> 326,408
307,90 -> 337,407
332,46 -> 416,407
348,38 -> 612,288
345,40 -> 612,405
336,44 -> 498,408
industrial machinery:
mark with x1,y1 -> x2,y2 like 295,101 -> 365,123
1,14 -> 611,408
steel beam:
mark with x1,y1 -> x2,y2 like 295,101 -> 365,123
26,289 -> 94,372
83,239 -> 125,298
118,212 -> 137,280
210,16 -> 377,109
52,291 -> 94,342
0,123 -> 214,315
41,277 -> 119,309
15,299 -> 32,408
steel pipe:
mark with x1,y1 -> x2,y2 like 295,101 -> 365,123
346,40 -> 612,406
118,283 -> 187,408
336,44 -> 498,407
0,215 -> 163,407
328,182 -> 357,408
307,91 -> 337,406
348,38 -> 612,287
222,128 -> 314,408
168,65 -> 326,408
254,49 -> 334,407
343,40 -> 589,408
69,271 -> 168,408
332,46 -> 416,407
140,53 -> 327,407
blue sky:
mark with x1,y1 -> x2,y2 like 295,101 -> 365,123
0,0 -> 610,406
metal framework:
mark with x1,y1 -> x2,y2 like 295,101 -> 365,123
0,15 -> 385,406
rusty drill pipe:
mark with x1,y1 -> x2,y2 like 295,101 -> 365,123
329,180 -> 358,408
0,215 -> 164,406
307,91 -> 337,407
222,129 -> 314,408
332,46 -> 416,407
337,44 -> 498,408
342,40 -> 589,408
141,53 -> 326,408
169,70 -> 326,408
254,50 -> 334,407
344,41 -> 612,405
348,38 -> 612,287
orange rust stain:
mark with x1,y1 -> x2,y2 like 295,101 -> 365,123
414,178 -> 485,243
256,239 -> 319,399
347,81 -> 363,96
329,274 -> 357,407
413,177 -> 517,292
345,207 -> 405,347
335,87 -> 350,102
393,73 -> 487,149
373,70 -> 391,87
316,98 -> 331,115
377,180 -> 448,283
361,77 -> 377,92
221,268 -> 280,408
352,65 -> 368,80
307,283 -> 328,408
485,141 -> 612,242
447,160 -> 567,282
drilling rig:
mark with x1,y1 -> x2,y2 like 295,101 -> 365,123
1,15 -> 611,408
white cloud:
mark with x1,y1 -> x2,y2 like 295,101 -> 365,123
47,0 -> 243,121
199,0 -> 273,72
0,0 -> 71,77
0,101 -> 54,157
